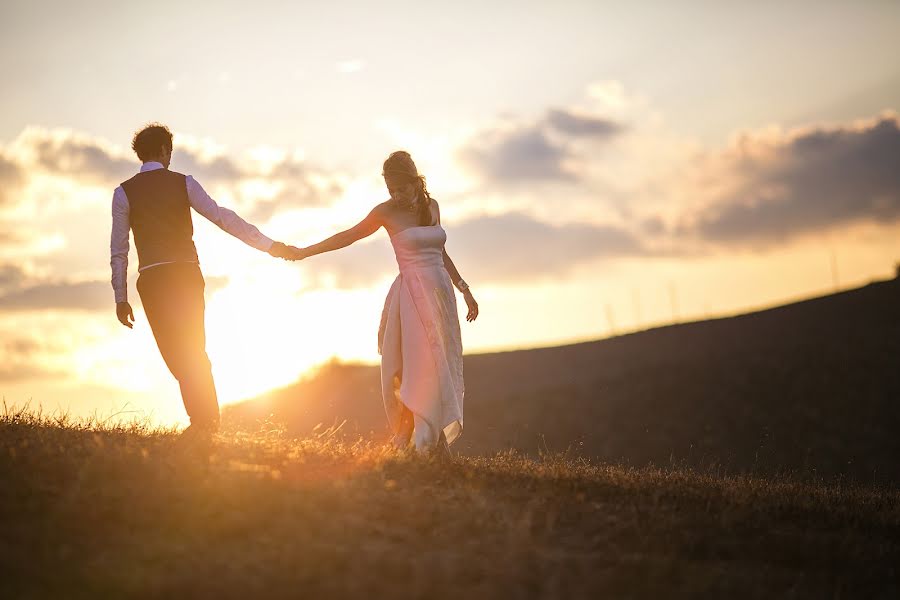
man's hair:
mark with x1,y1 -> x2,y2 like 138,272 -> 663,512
131,123 -> 173,162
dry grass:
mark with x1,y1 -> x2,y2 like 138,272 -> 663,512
1,407 -> 898,599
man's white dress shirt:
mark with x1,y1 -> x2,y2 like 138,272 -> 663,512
110,162 -> 274,303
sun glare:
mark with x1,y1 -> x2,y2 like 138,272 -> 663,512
203,259 -> 386,405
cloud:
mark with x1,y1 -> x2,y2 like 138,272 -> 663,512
0,363 -> 62,382
685,113 -> 900,243
0,264 -> 229,312
0,265 -> 229,312
304,237 -> 396,289
24,128 -> 134,183
303,212 -> 644,288
0,264 -> 110,312
0,229 -> 25,246
459,108 -> 625,184
3,337 -> 41,358
0,336 -> 65,382
1,127 -> 339,219
639,216 -> 666,236
0,278 -> 111,311
13,127 -> 245,185
246,160 -> 344,221
545,109 -> 623,138
0,152 -> 25,206
0,332 -> 64,383
0,154 -> 23,180
170,152 -> 244,183
0,264 -> 27,291
448,213 -> 643,282
460,126 -> 573,182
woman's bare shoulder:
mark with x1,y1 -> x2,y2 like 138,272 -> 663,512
373,199 -> 394,215
368,200 -> 395,221
431,198 -> 441,224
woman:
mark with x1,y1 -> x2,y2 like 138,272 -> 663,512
290,151 -> 478,455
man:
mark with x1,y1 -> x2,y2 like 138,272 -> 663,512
110,123 -> 292,434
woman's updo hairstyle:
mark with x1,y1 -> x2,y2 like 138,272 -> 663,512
382,151 -> 435,226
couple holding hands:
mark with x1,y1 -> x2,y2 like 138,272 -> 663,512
111,124 -> 477,456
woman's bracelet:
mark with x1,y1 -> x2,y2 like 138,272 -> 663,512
457,279 -> 470,293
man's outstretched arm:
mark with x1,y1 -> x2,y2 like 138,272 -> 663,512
185,176 -> 281,253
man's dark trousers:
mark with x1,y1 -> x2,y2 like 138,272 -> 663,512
137,262 -> 219,427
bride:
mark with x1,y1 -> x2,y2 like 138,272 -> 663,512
289,151 -> 478,456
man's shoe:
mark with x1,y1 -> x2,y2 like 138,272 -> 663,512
181,420 -> 219,438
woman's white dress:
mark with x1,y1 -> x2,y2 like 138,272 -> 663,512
378,225 -> 464,450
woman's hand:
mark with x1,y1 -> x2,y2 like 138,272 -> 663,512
288,246 -> 307,261
463,290 -> 479,322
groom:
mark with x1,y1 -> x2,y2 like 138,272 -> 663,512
110,123 -> 292,433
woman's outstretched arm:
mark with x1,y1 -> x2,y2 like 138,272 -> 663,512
297,205 -> 384,259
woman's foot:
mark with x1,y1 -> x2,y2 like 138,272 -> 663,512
391,405 -> 415,450
391,431 -> 412,450
432,431 -> 453,462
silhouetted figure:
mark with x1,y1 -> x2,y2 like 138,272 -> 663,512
287,151 -> 479,456
110,123 -> 291,434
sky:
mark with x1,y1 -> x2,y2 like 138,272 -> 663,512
1,0 -> 898,425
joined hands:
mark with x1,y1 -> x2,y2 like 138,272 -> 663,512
268,242 -> 307,261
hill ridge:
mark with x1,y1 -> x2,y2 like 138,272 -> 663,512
227,277 -> 900,485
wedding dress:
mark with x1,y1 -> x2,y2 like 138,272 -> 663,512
378,225 -> 464,450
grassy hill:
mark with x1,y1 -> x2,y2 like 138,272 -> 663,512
1,411 -> 898,598
5,279 -> 897,597
227,277 -> 900,486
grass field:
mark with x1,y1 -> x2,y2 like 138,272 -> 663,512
2,409 -> 898,599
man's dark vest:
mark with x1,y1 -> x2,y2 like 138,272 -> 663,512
121,169 -> 199,270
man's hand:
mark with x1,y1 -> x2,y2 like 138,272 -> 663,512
268,241 -> 294,260
116,302 -> 135,329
